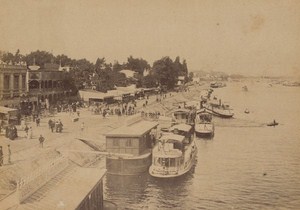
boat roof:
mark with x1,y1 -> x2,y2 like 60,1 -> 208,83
172,108 -> 190,113
153,148 -> 182,158
105,120 -> 158,137
160,133 -> 185,143
196,108 -> 210,114
169,123 -> 192,132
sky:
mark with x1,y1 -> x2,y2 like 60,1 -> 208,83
0,0 -> 299,76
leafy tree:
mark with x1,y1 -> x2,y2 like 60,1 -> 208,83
188,72 -> 194,82
126,56 -> 150,74
152,56 -> 178,90
112,61 -> 123,72
55,54 -> 72,66
24,50 -> 55,67
70,58 -> 94,89
2,52 -> 15,64
182,59 -> 188,82
14,49 -> 23,64
1,49 -> 24,64
141,74 -> 158,88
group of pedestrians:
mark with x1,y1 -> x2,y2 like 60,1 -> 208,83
5,124 -> 18,140
48,119 -> 64,133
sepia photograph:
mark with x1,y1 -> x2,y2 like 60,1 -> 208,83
0,0 -> 300,209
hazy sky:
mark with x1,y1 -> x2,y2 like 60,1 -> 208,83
0,0 -> 299,76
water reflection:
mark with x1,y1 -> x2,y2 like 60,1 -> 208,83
105,173 -> 149,204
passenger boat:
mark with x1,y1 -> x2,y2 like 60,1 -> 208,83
203,104 -> 234,118
171,108 -> 196,126
105,116 -> 158,175
195,110 -> 214,138
149,124 -> 197,178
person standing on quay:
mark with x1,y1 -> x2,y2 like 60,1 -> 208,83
48,119 -> 53,130
39,135 -> 45,148
36,117 -> 40,127
24,124 -> 29,135
7,145 -> 11,164
28,127 -> 32,140
81,122 -> 85,132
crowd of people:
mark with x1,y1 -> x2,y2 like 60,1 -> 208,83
89,101 -> 139,117
48,119 -> 64,133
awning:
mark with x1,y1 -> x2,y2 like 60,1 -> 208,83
0,106 -> 18,114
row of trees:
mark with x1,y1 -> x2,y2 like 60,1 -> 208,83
0,50 -> 192,92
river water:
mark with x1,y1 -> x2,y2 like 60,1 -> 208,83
104,81 -> 300,210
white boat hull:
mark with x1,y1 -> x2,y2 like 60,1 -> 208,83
149,146 -> 197,178
195,123 -> 214,138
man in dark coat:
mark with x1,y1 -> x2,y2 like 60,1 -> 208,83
39,135 -> 45,148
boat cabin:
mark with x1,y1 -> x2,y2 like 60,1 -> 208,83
196,111 -> 212,123
105,120 -> 158,156
167,123 -> 194,143
153,134 -> 186,169
172,108 -> 195,125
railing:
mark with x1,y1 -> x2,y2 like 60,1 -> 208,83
17,155 -> 69,203
0,64 -> 27,69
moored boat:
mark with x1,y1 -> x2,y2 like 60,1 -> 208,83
171,108 -> 196,126
202,104 -> 234,118
149,124 -> 197,178
195,110 -> 214,138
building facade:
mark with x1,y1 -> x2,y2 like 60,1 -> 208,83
28,63 -> 72,106
0,64 -> 28,107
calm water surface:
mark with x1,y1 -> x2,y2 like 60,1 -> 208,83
104,82 -> 300,210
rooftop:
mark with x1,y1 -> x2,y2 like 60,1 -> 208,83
0,64 -> 27,70
17,166 -> 106,210
160,133 -> 185,143
105,120 -> 158,137
169,123 -> 192,133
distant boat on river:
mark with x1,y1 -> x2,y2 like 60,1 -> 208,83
210,82 -> 226,88
267,120 -> 279,127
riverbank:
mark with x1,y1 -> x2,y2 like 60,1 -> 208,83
0,85 -> 207,202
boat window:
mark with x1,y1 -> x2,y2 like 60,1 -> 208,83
174,142 -> 183,150
113,139 -> 119,146
125,139 -> 132,147
157,158 -> 165,166
169,158 -> 176,167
